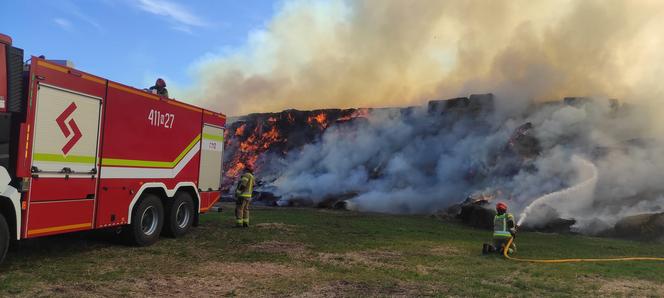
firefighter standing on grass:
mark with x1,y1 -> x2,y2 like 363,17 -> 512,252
483,202 -> 517,255
235,166 -> 255,227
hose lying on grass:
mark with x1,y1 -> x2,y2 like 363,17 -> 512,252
503,237 -> 664,263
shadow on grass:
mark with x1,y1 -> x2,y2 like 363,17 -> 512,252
3,228 -> 124,269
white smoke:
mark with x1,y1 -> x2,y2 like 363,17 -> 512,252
195,0 -> 664,234
267,97 -> 664,234
189,0 -> 664,116
517,155 -> 598,227
270,106 -> 502,213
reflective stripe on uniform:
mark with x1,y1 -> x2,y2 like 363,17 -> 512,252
493,214 -> 513,238
239,173 -> 255,198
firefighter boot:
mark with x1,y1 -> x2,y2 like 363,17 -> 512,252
235,218 -> 243,228
482,243 -> 489,255
487,244 -> 496,253
242,219 -> 249,228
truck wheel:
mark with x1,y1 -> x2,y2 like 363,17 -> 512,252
124,194 -> 164,246
163,192 -> 194,238
0,213 -> 8,264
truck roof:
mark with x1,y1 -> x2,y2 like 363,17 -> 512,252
32,57 -> 226,121
0,33 -> 11,45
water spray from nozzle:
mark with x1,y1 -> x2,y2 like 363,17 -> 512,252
516,155 -> 598,227
517,212 -> 527,227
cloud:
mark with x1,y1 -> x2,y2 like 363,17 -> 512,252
135,0 -> 208,31
53,18 -> 73,31
171,25 -> 194,35
56,0 -> 102,31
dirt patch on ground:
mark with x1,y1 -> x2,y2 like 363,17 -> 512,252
577,275 -> 664,296
595,278 -> 664,296
23,262 -> 314,297
302,280 -> 377,297
428,244 -> 463,256
249,241 -> 309,257
200,261 -> 308,277
316,249 -> 441,278
302,280 -> 431,297
254,222 -> 297,232
123,275 -> 240,297
317,250 -> 404,270
27,283 -> 130,297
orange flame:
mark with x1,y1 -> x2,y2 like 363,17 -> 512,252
261,126 -> 280,149
353,108 -> 370,118
228,120 -> 286,180
239,135 -> 259,152
235,124 -> 246,136
307,112 -> 328,129
227,161 -> 245,178
226,109 -> 367,184
337,108 -> 370,122
245,155 -> 258,169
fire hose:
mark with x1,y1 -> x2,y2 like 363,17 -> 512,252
502,237 -> 664,263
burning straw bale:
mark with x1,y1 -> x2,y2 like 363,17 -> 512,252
612,212 -> 664,241
223,108 -> 369,189
506,122 -> 541,158
427,93 -> 494,116
445,195 -> 496,230
224,93 -> 497,193
223,92 -> 664,238
315,192 -> 359,209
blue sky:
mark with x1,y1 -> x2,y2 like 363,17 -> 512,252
0,0 -> 278,90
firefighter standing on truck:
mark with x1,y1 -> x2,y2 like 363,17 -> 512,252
148,78 -> 169,98
235,166 -> 255,228
482,202 -> 517,255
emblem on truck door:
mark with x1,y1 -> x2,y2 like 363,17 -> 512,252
55,102 -> 82,155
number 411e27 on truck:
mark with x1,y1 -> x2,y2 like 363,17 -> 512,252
0,33 -> 227,264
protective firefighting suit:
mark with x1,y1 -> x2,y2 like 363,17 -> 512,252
483,213 -> 517,254
235,172 -> 255,227
149,86 -> 168,98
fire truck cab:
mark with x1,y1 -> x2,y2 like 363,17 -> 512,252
0,33 -> 226,264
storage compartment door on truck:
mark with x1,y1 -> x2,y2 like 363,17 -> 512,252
26,82 -> 102,237
31,84 -> 101,176
199,125 -> 224,192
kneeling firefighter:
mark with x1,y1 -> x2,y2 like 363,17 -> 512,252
234,167 -> 255,227
483,202 -> 517,255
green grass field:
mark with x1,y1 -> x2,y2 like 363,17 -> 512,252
1,204 -> 663,297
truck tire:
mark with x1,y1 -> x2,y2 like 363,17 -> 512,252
123,194 -> 164,246
163,192 -> 194,238
0,213 -> 9,264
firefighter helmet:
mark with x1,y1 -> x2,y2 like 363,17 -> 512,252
496,202 -> 508,213
156,78 -> 166,88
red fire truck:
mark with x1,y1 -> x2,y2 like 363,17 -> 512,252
0,33 -> 226,264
